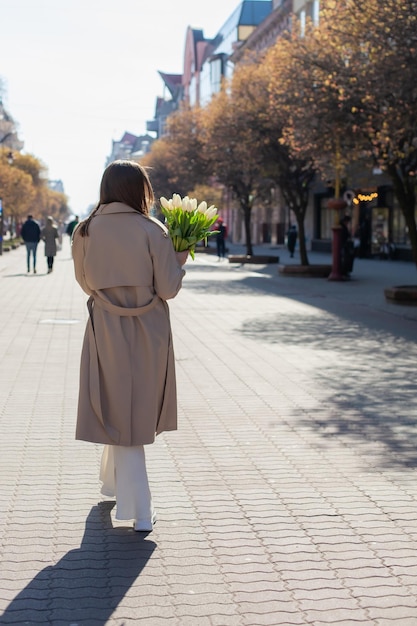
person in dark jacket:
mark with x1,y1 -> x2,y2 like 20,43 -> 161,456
287,224 -> 298,257
66,215 -> 79,238
215,218 -> 227,259
21,214 -> 41,273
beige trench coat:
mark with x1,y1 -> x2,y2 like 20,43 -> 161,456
72,202 -> 185,446
41,224 -> 59,256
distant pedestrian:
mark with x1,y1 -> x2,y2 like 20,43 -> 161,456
66,215 -> 79,238
287,224 -> 298,258
71,160 -> 187,532
41,216 -> 59,273
215,218 -> 227,259
20,214 -> 41,274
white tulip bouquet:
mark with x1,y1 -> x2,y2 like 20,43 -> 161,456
160,193 -> 219,260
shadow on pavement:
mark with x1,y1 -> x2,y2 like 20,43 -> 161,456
185,261 -> 417,472
1,502 -> 156,625
2,273 -> 43,278
242,311 -> 417,470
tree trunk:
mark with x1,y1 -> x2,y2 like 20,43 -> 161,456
296,216 -> 309,266
387,164 -> 417,271
279,182 -> 311,267
242,203 -> 253,256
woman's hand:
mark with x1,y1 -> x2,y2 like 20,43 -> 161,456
175,250 -> 189,266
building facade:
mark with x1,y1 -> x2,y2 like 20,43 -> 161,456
107,131 -> 154,165
145,1 -> 321,248
231,0 -> 414,259
229,0 -> 294,247
197,1 -> 273,106
48,179 -> 65,194
145,0 -> 413,259
147,72 -> 183,138
147,1 -> 273,137
0,99 -> 23,153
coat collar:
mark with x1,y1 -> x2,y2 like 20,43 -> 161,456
97,202 -> 139,216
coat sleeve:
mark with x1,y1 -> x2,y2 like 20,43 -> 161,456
149,226 -> 185,301
71,230 -> 93,296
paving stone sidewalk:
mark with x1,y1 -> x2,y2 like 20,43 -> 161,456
1,241 -> 417,626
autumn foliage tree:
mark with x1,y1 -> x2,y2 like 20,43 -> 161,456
140,137 -> 177,201
336,0 -> 417,268
141,105 -> 209,202
199,55 -> 315,264
268,0 -> 417,267
0,150 -> 35,228
201,66 -> 272,256
145,0 -> 417,268
239,54 -> 316,265
164,105 -> 208,194
0,149 -> 69,232
268,21 -> 363,202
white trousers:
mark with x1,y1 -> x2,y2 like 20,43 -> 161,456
100,444 -> 153,525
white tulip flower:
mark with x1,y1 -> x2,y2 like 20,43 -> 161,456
206,206 -> 218,219
197,201 -> 207,213
160,197 -> 172,210
182,196 -> 197,212
172,193 -> 183,209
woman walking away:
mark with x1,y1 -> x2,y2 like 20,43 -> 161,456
41,216 -> 59,273
71,160 -> 188,532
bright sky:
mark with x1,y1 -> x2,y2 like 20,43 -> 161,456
0,0 -> 241,215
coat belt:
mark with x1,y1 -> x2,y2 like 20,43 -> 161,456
89,292 -> 159,316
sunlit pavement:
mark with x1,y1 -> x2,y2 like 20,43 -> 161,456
1,240 -> 417,625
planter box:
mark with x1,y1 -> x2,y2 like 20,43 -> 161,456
384,285 -> 417,305
228,255 -> 279,264
278,264 -> 332,277
195,246 -> 217,255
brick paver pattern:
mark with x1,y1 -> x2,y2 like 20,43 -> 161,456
1,241 -> 417,626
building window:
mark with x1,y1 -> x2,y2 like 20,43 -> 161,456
313,0 -> 320,26
300,10 -> 306,36
299,1 -> 319,35
191,74 -> 200,107
211,58 -> 223,94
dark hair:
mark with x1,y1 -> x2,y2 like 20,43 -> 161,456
77,160 -> 154,237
